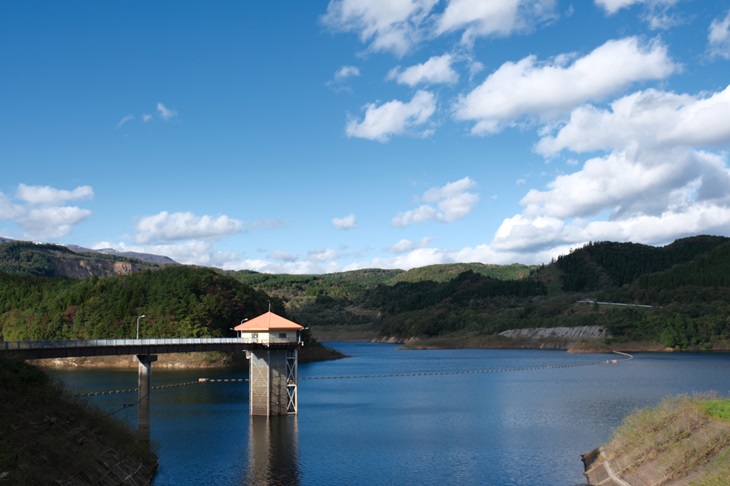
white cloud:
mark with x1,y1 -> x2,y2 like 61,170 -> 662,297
0,184 -> 94,240
332,213 -> 357,229
386,237 -> 432,253
346,90 -> 436,142
392,176 -> 479,226
134,211 -> 244,244
595,0 -> 644,14
18,207 -> 91,240
328,66 -> 362,92
335,65 -> 361,80
594,0 -> 680,29
709,10 -> 730,59
16,184 -> 94,205
0,193 -> 22,219
521,149 -> 724,220
321,0 -> 438,56
453,37 -> 677,134
309,248 -> 339,262
594,0 -> 675,15
387,54 -> 459,86
156,102 -> 178,121
345,247 -> 452,270
536,86 -> 730,156
116,115 -> 134,128
437,0 -> 558,45
491,83 -> 730,260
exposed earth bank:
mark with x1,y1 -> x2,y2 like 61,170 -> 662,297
0,356 -> 157,485
369,326 -> 730,353
582,395 -> 730,485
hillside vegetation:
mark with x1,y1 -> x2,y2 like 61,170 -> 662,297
583,394 -> 730,485
1,236 -> 730,351
232,236 -> 730,350
0,241 -> 165,279
0,355 -> 157,485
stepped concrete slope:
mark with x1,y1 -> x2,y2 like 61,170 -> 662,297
498,326 -> 609,340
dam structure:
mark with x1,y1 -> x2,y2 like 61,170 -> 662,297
2,310 -> 305,440
234,311 -> 303,416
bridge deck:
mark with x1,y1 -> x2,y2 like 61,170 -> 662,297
0,338 -> 299,360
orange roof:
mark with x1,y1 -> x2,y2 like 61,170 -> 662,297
233,311 -> 303,332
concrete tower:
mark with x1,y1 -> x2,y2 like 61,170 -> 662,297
234,311 -> 303,416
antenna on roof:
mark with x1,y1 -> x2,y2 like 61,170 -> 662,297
268,301 -> 271,312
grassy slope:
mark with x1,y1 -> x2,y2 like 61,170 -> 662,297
594,394 -> 730,486
0,355 -> 157,485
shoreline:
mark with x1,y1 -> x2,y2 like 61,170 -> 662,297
31,339 -> 730,370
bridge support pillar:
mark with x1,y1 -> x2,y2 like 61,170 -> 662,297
247,348 -> 298,416
136,354 -> 158,442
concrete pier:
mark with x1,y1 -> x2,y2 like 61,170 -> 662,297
234,311 -> 302,416
136,354 -> 157,442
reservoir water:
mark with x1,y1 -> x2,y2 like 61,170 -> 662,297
52,343 -> 730,485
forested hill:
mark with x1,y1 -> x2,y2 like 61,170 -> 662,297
230,236 -> 730,349
0,240 -> 168,279
0,266 -> 277,341
1,235 -> 730,350
553,235 -> 730,291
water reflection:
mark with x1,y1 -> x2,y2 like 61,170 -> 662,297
247,415 -> 300,486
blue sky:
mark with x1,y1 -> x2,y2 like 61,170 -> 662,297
1,0 -> 729,273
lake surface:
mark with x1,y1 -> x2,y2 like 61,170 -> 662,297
52,343 -> 730,485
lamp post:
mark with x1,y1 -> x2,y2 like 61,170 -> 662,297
136,314 -> 146,339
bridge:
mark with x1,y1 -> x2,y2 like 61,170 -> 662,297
1,337 -> 282,360
1,334 -> 301,441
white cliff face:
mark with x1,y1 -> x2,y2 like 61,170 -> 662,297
498,326 -> 610,340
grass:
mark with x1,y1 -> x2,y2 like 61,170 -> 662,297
700,399 -> 730,423
603,394 -> 730,485
0,354 -> 157,485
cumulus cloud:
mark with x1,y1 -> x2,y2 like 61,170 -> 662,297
134,211 -> 244,244
709,10 -> 730,59
453,37 -> 677,134
490,84 -> 730,258
536,86 -> 730,156
0,184 -> 94,240
437,0 -> 558,45
387,54 -> 459,86
346,90 -> 436,142
332,213 -> 357,229
392,176 -> 479,227
321,0 -> 438,56
16,184 -> 94,205
18,206 -> 93,240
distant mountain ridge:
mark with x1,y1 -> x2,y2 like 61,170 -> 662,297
0,240 -> 173,279
66,245 -> 177,265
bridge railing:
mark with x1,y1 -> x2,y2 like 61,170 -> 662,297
0,337 -> 256,351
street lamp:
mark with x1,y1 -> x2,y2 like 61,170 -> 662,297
136,314 -> 146,339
